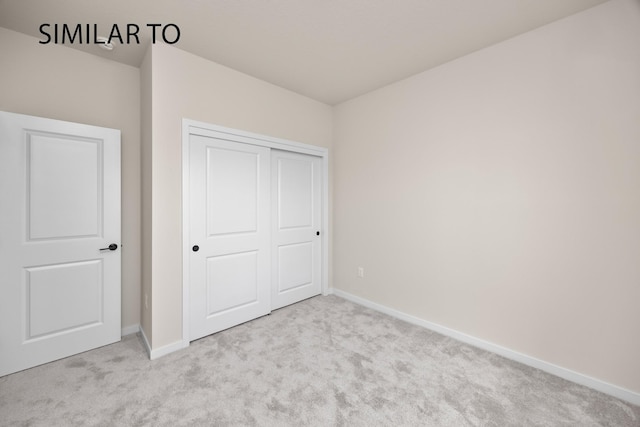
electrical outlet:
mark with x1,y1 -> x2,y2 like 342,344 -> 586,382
357,267 -> 364,278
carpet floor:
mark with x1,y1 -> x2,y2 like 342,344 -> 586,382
1,295 -> 638,426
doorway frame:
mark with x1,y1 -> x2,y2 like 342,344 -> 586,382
181,119 -> 329,347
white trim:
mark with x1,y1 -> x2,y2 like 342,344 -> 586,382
321,153 -> 329,296
182,119 -> 330,346
139,326 -> 152,358
185,119 -> 328,157
181,120 -> 191,350
139,326 -> 188,360
121,324 -> 140,337
331,289 -> 640,406
149,340 -> 189,361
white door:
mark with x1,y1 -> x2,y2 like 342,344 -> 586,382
189,135 -> 271,341
271,150 -> 322,310
0,111 -> 121,377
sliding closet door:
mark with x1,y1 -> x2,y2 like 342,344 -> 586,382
189,134 -> 271,341
271,150 -> 322,310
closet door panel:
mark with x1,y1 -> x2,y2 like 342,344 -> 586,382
189,135 -> 271,340
272,150 -> 322,310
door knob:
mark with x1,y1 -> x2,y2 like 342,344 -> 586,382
192,245 -> 199,252
100,243 -> 118,251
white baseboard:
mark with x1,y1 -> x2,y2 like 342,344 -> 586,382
139,326 -> 152,358
330,288 -> 640,406
138,326 -> 189,360
149,340 -> 189,360
121,324 -> 140,337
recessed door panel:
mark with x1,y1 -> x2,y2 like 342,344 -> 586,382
0,111 -> 121,377
278,242 -> 313,293
26,260 -> 102,339
207,147 -> 258,236
278,158 -> 313,229
207,251 -> 258,316
28,134 -> 101,240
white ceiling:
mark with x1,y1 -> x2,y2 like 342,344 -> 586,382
0,0 -> 608,105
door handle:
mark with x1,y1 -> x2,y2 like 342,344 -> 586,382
100,243 -> 118,251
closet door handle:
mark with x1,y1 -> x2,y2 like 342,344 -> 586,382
100,243 -> 118,251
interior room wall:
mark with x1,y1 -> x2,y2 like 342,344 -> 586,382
333,0 -> 640,394
146,43 -> 333,349
0,27 -> 142,332
140,47 -> 153,345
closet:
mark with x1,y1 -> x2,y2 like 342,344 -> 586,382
183,121 -> 327,341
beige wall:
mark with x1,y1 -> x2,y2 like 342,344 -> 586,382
0,28 -> 142,331
333,0 -> 640,393
140,47 -> 153,344
147,44 -> 333,348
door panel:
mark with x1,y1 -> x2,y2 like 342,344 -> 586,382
272,150 -> 322,310
0,111 -> 121,377
277,242 -> 313,293
26,260 -> 103,339
278,158 -> 313,229
189,135 -> 270,340
206,251 -> 259,314
28,134 -> 101,240
207,147 -> 259,235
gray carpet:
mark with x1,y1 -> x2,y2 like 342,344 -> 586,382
1,295 -> 638,426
